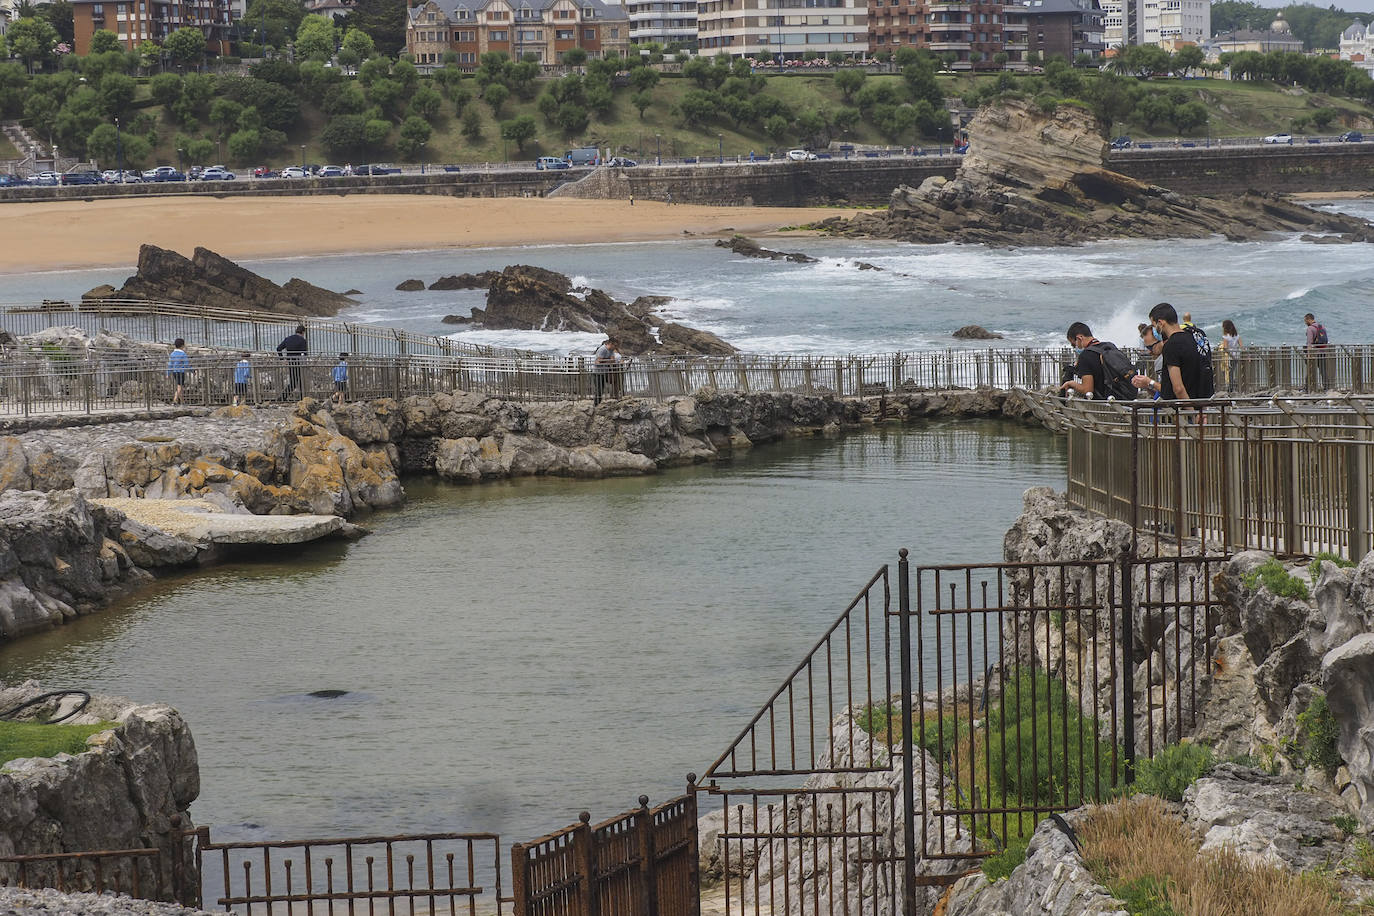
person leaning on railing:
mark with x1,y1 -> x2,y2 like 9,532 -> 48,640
1138,302 -> 1214,402
1131,324 -> 1166,399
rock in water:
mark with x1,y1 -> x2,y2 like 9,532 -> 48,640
395,279 -> 426,292
714,235 -> 818,263
83,245 -> 356,316
816,98 -> 1374,247
308,689 -> 349,698
953,325 -> 1003,340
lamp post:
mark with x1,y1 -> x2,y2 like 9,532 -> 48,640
656,133 -> 661,165
177,147 -> 185,175
115,117 -> 123,180
718,133 -> 723,163
300,144 -> 306,172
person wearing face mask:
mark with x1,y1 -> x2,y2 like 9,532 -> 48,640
1060,322 -> 1137,400
1145,302 -> 1213,401
1132,324 -> 1166,398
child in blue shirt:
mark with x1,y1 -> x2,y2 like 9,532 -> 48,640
233,353 -> 252,406
332,353 -> 348,405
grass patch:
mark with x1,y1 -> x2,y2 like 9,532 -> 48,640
980,833 -> 1032,881
1310,552 -> 1357,582
1082,796 -> 1349,916
1134,742 -> 1215,802
1242,559 -> 1311,600
0,720 -> 114,767
1298,693 -> 1343,775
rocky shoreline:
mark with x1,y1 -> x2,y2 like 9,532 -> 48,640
0,387 -> 1032,645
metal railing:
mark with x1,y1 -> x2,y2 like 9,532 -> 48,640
1024,390 -> 1374,559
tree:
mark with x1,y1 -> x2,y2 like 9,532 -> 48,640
89,29 -> 120,55
338,0 -> 408,57
8,17 -> 59,73
1173,100 -> 1208,133
461,107 -> 482,140
40,0 -> 74,47
295,16 -> 337,62
85,121 -> 119,164
677,88 -> 718,126
227,127 -> 262,163
563,47 -> 587,67
833,67 -> 865,102
432,65 -> 464,98
149,71 -> 183,107
555,102 -> 588,134
97,72 -> 135,118
163,27 -> 206,70
136,41 -> 160,74
1172,45 -> 1204,78
629,66 -> 659,92
321,112 -> 368,156
367,77 -> 404,118
764,114 -> 789,147
585,83 -> 613,117
631,90 -> 653,119
409,85 -> 442,120
245,0 -> 307,51
501,113 -> 537,151
396,115 -> 431,159
340,27 -> 375,61
364,117 -> 391,147
484,82 -> 509,116
209,97 -> 244,128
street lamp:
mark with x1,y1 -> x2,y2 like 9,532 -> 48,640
300,144 -> 306,172
177,147 -> 185,174
115,117 -> 122,180
656,133 -> 661,166
718,133 -> 723,164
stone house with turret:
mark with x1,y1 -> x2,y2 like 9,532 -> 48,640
405,0 -> 629,68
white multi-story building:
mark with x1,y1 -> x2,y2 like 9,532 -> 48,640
1340,19 -> 1374,73
1100,0 -> 1206,48
623,0 -> 696,48
696,0 -> 867,60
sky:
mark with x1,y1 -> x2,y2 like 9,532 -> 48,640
1246,0 -> 1374,14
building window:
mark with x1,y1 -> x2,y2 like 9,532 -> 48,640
93,3 -> 104,12
556,27 -> 573,37
585,27 -> 597,37
490,28 -> 508,39
459,51 -> 476,61
609,26 -> 619,36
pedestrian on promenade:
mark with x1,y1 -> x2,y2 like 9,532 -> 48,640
276,325 -> 307,401
1305,313 -> 1331,390
1060,322 -> 1136,400
1131,325 -> 1166,398
593,337 -> 620,406
167,339 -> 190,404
1149,303 -> 1213,401
1218,320 -> 1243,392
233,352 -> 252,406
332,353 -> 349,405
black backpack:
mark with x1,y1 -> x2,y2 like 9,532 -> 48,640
1085,342 -> 1139,401
1314,323 -> 1329,346
1188,326 -> 1215,398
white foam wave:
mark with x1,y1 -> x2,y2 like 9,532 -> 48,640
1286,287 -> 1314,300
444,328 -> 607,356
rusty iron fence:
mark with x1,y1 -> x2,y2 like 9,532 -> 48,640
1024,390 -> 1374,559
188,827 -> 507,915
696,550 -> 1227,916
0,847 -> 171,900
510,795 -> 698,916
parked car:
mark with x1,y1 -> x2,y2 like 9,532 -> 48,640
1262,132 -> 1293,144
317,165 -> 345,177
280,166 -> 307,179
442,164 -> 463,172
607,157 -> 638,167
29,172 -> 59,185
101,169 -> 121,183
535,156 -> 570,170
1110,136 -> 1133,150
116,170 -> 143,183
200,166 -> 236,181
354,164 -> 401,175
252,166 -> 279,178
0,174 -> 22,187
148,166 -> 186,181
59,170 -> 103,185
187,165 -> 205,180
1339,131 -> 1365,143
786,149 -> 817,161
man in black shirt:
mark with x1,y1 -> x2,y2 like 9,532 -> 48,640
276,324 -> 308,401
1060,322 -> 1104,398
1149,303 -> 1212,401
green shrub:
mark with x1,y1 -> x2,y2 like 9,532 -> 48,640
981,833 -> 1032,881
1298,693 -> 1342,775
1331,814 -> 1359,837
0,720 -> 113,766
1241,559 -> 1310,600
1308,551 -> 1356,582
1108,875 -> 1180,916
1134,742 -> 1215,801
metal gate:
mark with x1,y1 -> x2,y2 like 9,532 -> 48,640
696,551 -> 1228,916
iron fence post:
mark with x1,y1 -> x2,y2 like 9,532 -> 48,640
575,812 -> 596,916
685,777 -> 701,916
637,795 -> 658,916
1120,558 -> 1136,784
509,841 -> 528,916
1350,441 -> 1370,560
896,547 -> 917,916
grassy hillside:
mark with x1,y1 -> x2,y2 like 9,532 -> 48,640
93,70 -> 1374,170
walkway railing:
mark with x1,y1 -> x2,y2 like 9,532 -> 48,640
1023,390 -> 1374,559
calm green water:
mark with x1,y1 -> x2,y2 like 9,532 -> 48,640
0,420 -> 1063,844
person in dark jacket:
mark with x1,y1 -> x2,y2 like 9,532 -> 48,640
276,325 -> 307,401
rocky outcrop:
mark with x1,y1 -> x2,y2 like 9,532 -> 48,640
0,682 -> 199,902
713,235 -> 818,263
395,279 -> 425,291
450,265 -> 739,357
430,271 -> 499,291
83,245 -> 355,317
816,98 -> 1374,247
953,325 -> 1003,340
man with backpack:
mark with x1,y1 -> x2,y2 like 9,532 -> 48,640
1060,322 -> 1138,401
1305,313 -> 1331,390
1150,303 -> 1214,402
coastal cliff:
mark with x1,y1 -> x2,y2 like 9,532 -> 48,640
817,99 -> 1374,247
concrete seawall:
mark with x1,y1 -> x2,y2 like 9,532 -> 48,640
6,144 -> 1370,207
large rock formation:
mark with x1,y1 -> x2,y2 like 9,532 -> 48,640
453,265 -> 739,357
83,245 -> 355,316
818,98 -> 1374,247
0,682 -> 200,902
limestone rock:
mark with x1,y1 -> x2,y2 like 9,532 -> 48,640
1322,633 -> 1374,811
712,235 -> 818,263
84,245 -> 354,316
953,325 -> 1004,340
429,271 -> 499,290
395,279 -> 426,291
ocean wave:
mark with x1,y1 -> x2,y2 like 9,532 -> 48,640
443,328 -> 607,356
1286,287 -> 1315,300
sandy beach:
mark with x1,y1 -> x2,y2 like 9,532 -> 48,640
0,195 -> 863,274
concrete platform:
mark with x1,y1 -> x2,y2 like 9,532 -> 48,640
96,498 -> 343,545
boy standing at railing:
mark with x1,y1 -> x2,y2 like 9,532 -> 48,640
332,353 -> 348,405
166,338 -> 189,404
234,353 -> 252,407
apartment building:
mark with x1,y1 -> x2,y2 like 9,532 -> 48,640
623,0 -> 696,48
696,0 -> 867,60
1009,0 -> 1103,61
406,0 -> 629,66
1100,0 -> 1204,48
70,0 -> 234,54
867,0 -> 1006,70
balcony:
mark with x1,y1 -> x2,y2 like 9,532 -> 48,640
928,40 -> 969,49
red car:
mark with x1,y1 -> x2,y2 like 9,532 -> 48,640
252,166 -> 281,179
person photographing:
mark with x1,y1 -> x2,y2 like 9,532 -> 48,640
1135,303 -> 1213,401
1060,322 -> 1136,400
